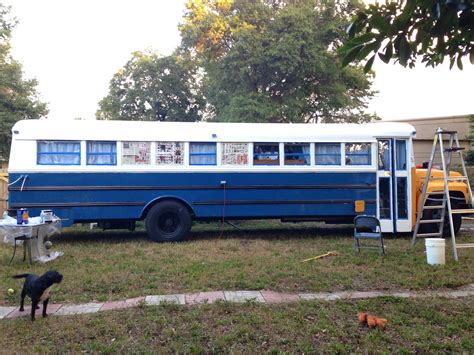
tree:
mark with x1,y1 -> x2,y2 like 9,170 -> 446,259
339,0 -> 474,71
0,4 -> 48,160
180,0 -> 377,123
97,51 -> 204,122
465,114 -> 474,165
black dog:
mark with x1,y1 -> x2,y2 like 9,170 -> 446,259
13,270 -> 63,321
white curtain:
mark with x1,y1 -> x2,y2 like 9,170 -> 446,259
190,143 -> 216,165
315,144 -> 340,165
37,141 -> 80,165
302,144 -> 310,164
87,142 -> 117,165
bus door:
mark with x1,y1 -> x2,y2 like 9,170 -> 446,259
377,139 -> 411,233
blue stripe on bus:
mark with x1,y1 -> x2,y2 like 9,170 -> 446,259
8,172 -> 376,226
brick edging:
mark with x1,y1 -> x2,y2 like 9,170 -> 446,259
2,284 -> 473,320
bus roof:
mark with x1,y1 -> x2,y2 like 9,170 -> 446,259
11,119 -> 416,142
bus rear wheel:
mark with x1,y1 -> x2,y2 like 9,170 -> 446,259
145,201 -> 191,242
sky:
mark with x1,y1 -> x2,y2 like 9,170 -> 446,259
2,0 -> 474,121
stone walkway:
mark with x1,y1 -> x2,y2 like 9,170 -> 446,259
1,284 -> 473,320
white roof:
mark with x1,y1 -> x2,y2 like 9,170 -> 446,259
11,119 -> 416,142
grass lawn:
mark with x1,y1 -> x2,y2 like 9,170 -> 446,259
1,220 -> 473,352
0,297 -> 472,352
1,220 -> 473,305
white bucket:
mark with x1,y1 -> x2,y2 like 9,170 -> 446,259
425,238 -> 446,265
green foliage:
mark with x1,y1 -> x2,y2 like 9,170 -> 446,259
0,4 -> 48,161
340,0 -> 474,71
465,115 -> 474,165
96,51 -> 204,121
180,0 -> 377,123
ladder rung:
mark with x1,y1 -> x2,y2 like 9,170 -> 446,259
423,205 -> 445,210
429,176 -> 468,181
427,191 -> 446,195
461,216 -> 474,220
451,209 -> 474,214
437,130 -> 457,134
419,219 -> 443,224
415,232 -> 443,237
455,244 -> 474,248
444,147 -> 465,152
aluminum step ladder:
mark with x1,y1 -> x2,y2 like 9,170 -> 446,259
411,128 -> 474,261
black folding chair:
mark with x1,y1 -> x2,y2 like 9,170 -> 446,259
353,215 -> 385,255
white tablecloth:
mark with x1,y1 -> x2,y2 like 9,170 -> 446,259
0,216 -> 63,263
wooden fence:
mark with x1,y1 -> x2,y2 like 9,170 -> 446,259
1,162 -> 7,213
0,174 -> 7,213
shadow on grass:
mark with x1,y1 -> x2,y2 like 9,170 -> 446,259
52,220 -> 416,245
51,223 -> 363,245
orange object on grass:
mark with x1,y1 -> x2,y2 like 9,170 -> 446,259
375,317 -> 388,330
366,314 -> 377,328
357,312 -> 367,323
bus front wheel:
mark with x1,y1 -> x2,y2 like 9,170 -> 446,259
145,201 -> 191,242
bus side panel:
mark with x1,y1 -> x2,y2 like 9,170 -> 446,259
8,171 -> 376,225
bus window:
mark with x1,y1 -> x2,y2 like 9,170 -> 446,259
122,142 -> 151,165
378,140 -> 391,171
315,143 -> 341,165
379,177 -> 391,219
254,143 -> 279,165
156,142 -> 184,165
37,141 -> 81,165
87,141 -> 117,165
190,142 -> 217,165
284,143 -> 310,165
222,143 -> 248,165
345,143 -> 371,165
397,177 -> 408,219
396,140 -> 407,170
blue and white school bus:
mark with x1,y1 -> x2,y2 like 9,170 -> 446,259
8,119 -> 468,242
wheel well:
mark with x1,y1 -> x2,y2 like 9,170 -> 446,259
449,190 -> 467,206
141,197 -> 195,220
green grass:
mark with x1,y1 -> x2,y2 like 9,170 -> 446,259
1,220 -> 473,305
0,297 -> 472,352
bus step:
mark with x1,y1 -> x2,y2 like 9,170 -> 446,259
415,232 -> 443,237
451,209 -> 474,214
419,219 -> 443,224
456,243 -> 474,248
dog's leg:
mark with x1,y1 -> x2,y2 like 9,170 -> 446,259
19,289 -> 26,312
42,298 -> 49,318
31,300 -> 38,321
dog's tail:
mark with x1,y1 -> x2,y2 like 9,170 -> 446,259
12,274 -> 30,279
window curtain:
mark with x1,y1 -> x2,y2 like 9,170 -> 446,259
315,144 -> 340,165
396,140 -> 407,170
37,141 -> 80,165
190,143 -> 216,165
87,142 -> 117,165
302,145 -> 310,164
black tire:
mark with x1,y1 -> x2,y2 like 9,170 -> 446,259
421,201 -> 462,237
145,201 -> 192,242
